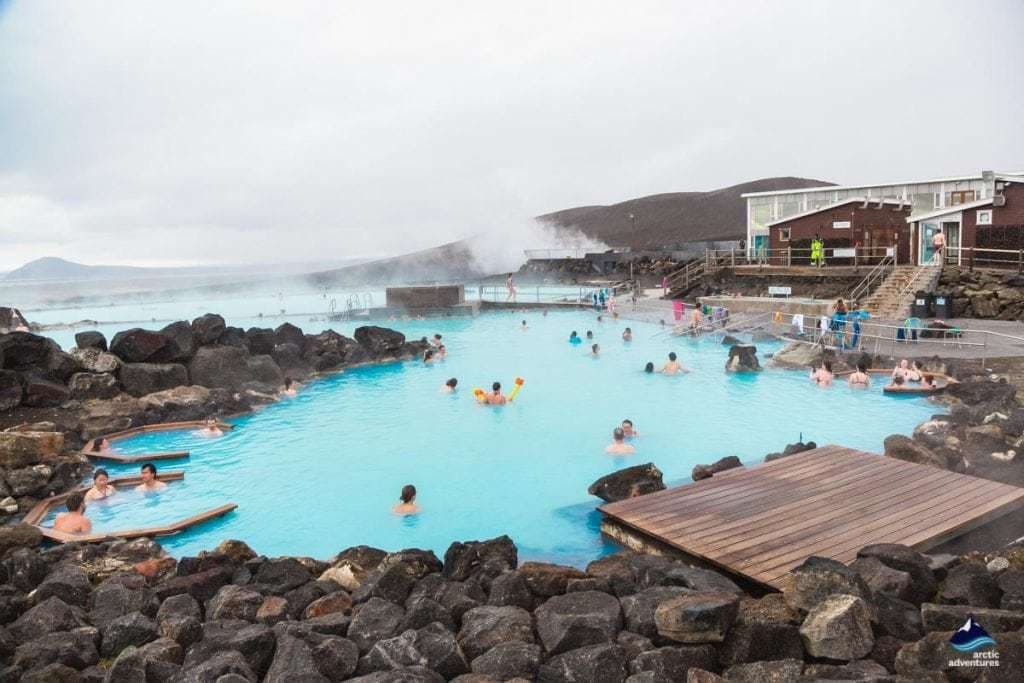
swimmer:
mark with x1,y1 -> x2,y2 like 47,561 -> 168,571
521,320 -> 528,331
644,362 -> 655,373
423,349 -> 435,364
569,331 -> 582,345
622,419 -> 638,438
393,484 -> 420,516
84,468 -> 116,502
543,309 -> 548,317
690,308 -> 703,331
810,360 -> 834,387
281,377 -> 298,397
441,378 -> 458,393
430,334 -> 443,348
660,352 -> 690,374
197,418 -> 223,438
622,327 -> 632,342
597,315 -> 603,323
135,463 -> 167,492
847,362 -> 870,388
907,360 -> 924,383
606,427 -> 636,455
437,344 -> 447,359
90,437 -> 112,454
886,374 -> 907,390
892,359 -> 910,381
586,330 -> 594,340
53,492 -> 91,535
484,381 -> 507,405
591,343 -> 600,357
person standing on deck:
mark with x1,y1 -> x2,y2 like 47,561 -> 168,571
932,227 -> 945,265
506,274 -> 517,302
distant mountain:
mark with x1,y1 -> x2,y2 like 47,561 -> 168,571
537,177 -> 836,248
3,256 -> 368,283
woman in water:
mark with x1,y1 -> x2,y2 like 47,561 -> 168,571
569,331 -> 582,345
810,360 -> 834,386
423,349 -> 435,364
90,437 -> 112,454
281,377 -> 298,397
622,328 -> 632,342
197,419 -> 224,438
441,378 -> 458,393
393,484 -> 420,515
907,360 -> 924,382
891,359 -> 910,381
84,468 -> 116,502
847,362 -> 870,388
644,362 -> 655,373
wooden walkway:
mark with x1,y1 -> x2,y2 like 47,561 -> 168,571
599,445 -> 1024,590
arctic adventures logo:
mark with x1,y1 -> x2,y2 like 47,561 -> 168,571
948,617 -> 999,669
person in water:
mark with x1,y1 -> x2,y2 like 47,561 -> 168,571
197,419 -> 223,438
53,492 -> 92,535
907,360 -> 924,382
281,377 -> 298,397
484,381 -> 507,405
441,378 -> 458,393
521,320 -> 528,331
661,352 -> 690,374
847,362 -> 870,388
622,327 -> 632,342
430,334 -> 443,348
886,374 -> 907,390
393,484 -> 420,515
644,362 -> 655,373
436,344 -> 447,359
423,349 -> 435,364
586,330 -> 594,340
591,343 -> 600,357
569,331 -> 582,345
810,360 -> 834,386
90,437 -> 112,454
622,419 -> 638,438
135,463 -> 168,492
891,359 -> 910,381
84,468 -> 116,502
606,427 -> 636,455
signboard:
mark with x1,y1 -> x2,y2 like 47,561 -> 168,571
833,220 -> 852,229
833,248 -> 856,257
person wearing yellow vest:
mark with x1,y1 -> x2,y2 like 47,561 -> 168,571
811,235 -> 825,268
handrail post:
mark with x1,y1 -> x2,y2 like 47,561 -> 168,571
787,247 -> 791,267
731,248 -> 735,267
1018,249 -> 1022,274
969,247 -> 975,271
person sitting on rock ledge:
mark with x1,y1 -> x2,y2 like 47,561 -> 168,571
606,427 -> 635,455
281,377 -> 299,397
484,381 -> 507,405
54,492 -> 92,535
441,377 -> 458,393
85,468 -> 116,502
196,419 -> 224,438
393,484 -> 420,515
136,463 -> 167,493
660,352 -> 690,374
810,360 -> 833,387
847,362 -> 870,388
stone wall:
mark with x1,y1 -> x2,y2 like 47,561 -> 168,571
939,267 -> 1024,319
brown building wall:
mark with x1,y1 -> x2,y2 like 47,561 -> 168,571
768,202 -> 911,262
993,182 -> 1024,226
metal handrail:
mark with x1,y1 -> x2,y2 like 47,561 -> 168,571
847,255 -> 894,304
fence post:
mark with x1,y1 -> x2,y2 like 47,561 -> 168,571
787,247 -> 791,267
969,248 -> 975,271
731,248 -> 735,267
1018,250 -> 1022,274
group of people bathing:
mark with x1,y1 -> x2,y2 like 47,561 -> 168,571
809,358 -> 931,389
52,463 -> 169,535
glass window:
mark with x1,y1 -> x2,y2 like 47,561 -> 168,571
977,210 -> 992,225
779,227 -> 791,241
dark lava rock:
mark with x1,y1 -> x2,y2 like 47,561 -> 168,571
20,373 -> 69,407
0,369 -> 21,410
157,321 -> 196,362
119,362 -> 188,397
851,556 -> 913,602
716,621 -> 804,668
245,328 -> 276,355
783,555 -> 871,612
353,562 -> 419,605
354,326 -> 406,356
486,571 -> 534,610
872,592 -> 924,642
535,590 -> 623,655
629,645 -> 716,682
939,562 -> 1002,608
187,345 -> 255,392
152,566 -> 232,603
67,371 -> 119,400
10,597 -> 87,643
177,649 -> 256,682
100,611 -> 158,657
74,330 -> 108,351
947,379 -> 1017,408
207,584 -> 263,621
183,621 -> 275,678
348,597 -> 406,653
620,587 -> 693,640
191,313 -> 226,345
254,557 -> 313,593
110,328 -> 171,363
456,605 -> 535,660
0,332 -> 51,369
3,544 -> 47,589
537,643 -> 628,683
34,566 -> 91,607
275,322 -> 306,350
519,561 -> 587,597
399,596 -> 455,632
470,641 -> 541,680
691,456 -> 742,481
219,325 -> 249,348
725,345 -> 761,372
921,602 -> 1024,633
882,434 -> 951,470
588,463 -> 666,502
856,544 -> 938,606
91,581 -> 159,629
443,535 -> 518,583
722,658 -> 803,682
654,592 -> 739,644
406,575 -> 484,624
628,556 -> 741,594
361,623 -> 469,679
11,628 -> 99,671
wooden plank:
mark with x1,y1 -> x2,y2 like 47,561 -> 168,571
23,471 -> 188,525
35,503 -> 237,544
83,450 -> 190,463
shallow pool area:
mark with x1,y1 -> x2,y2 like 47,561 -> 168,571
69,309 -> 941,565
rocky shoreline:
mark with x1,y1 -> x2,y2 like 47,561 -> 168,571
0,314 -> 428,517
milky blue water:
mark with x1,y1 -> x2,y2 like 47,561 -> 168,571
55,310 -> 940,564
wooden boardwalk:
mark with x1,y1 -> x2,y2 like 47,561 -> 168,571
599,445 -> 1024,589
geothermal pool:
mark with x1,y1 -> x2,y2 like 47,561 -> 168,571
57,310 -> 939,564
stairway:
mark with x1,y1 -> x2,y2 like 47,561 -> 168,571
861,265 -> 942,319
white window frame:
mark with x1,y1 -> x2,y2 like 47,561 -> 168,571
779,227 -> 791,242
977,209 -> 992,225
832,220 -> 851,229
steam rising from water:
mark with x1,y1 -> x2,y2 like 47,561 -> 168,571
465,219 -> 609,275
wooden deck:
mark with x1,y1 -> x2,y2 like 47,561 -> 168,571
82,449 -> 191,464
599,445 -> 1024,590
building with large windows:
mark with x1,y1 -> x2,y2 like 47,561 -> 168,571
744,171 -> 1024,265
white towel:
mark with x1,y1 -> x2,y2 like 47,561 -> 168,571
792,313 -> 804,335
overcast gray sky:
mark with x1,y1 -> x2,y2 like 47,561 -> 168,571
1,0 -> 1022,270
